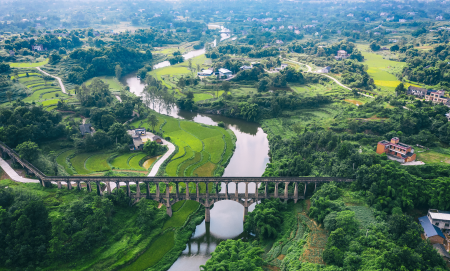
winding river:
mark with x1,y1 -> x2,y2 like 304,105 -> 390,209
121,43 -> 268,270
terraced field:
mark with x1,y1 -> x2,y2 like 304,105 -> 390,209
111,153 -> 135,170
70,153 -> 94,175
137,113 -> 236,177
85,153 -> 113,172
10,69 -> 73,109
56,149 -> 76,175
129,153 -> 148,170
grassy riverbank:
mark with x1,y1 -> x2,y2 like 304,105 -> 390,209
0,179 -> 204,271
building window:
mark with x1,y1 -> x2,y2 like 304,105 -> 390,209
446,223 -> 449,227
435,222 -> 439,226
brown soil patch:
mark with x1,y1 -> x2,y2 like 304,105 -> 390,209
0,169 -> 11,180
299,213 -> 327,265
277,254 -> 286,260
158,203 -> 163,209
264,265 -> 280,271
305,199 -> 311,213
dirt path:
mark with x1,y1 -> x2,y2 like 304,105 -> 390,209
35,67 -> 69,95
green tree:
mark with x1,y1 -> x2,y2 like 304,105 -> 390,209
101,114 -> 116,131
395,83 -> 406,95
107,123 -> 127,143
16,141 -> 40,161
115,64 -> 122,79
143,140 -> 159,156
147,114 -> 158,132
222,81 -> 231,93
6,90 -> 12,103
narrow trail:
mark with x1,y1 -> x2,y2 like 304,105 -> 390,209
283,57 -> 372,95
35,67 -> 69,95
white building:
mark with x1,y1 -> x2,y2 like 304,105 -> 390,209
428,210 -> 450,233
436,15 -> 444,21
218,68 -> 233,78
197,68 -> 214,76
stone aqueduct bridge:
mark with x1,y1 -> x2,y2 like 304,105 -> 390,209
0,142 -> 353,222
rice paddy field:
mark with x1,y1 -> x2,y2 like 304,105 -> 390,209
85,76 -> 124,92
9,59 -> 49,68
130,112 -> 236,178
357,44 -> 423,94
3,68 -> 74,109
55,150 -> 153,176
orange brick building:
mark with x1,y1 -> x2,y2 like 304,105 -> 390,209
376,137 -> 416,163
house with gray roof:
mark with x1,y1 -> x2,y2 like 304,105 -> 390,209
419,215 -> 447,245
79,124 -> 93,136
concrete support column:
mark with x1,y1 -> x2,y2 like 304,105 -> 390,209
175,182 -> 179,200
243,201 -> 249,222
245,182 -> 249,199
156,183 -> 160,199
206,182 -> 209,200
67,181 -> 72,190
136,182 -> 140,198
255,182 -> 259,201
106,182 -> 111,195
146,182 -> 150,198
57,181 -> 61,189
205,206 -> 211,223
294,182 -> 298,203
235,182 -> 238,201
304,182 -> 308,198
265,182 -> 268,198
274,182 -> 279,198
186,182 -> 190,200
126,182 -> 131,197
215,182 -> 219,199
166,200 -> 172,217
77,181 -> 81,191
314,182 -> 317,192
284,182 -> 289,200
96,182 -> 103,196
196,182 -> 200,200
165,182 -> 170,199
115,182 -> 120,194
225,182 -> 229,199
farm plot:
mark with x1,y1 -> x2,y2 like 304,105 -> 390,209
348,206 -> 377,230
129,153 -> 148,170
162,200 -> 200,230
85,153 -> 113,172
9,59 -> 49,68
178,152 -> 202,177
70,153 -> 94,175
299,213 -> 327,265
56,149 -> 76,175
166,147 -> 194,176
111,153 -> 135,169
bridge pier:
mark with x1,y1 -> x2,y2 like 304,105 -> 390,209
166,200 -> 172,217
196,182 -> 200,201
234,182 -> 238,202
215,182 -> 219,200
304,182 -> 308,198
284,182 -> 289,201
205,206 -> 210,223
126,182 -> 131,197
57,181 -> 61,189
67,180 -> 72,190
314,182 -> 317,192
87,181 -> 92,192
225,182 -> 229,199
186,182 -> 190,200
135,181 -> 140,198
96,182 -> 103,196
274,182 -> 279,198
77,181 -> 81,191
255,182 -> 259,202
106,182 -> 111,195
115,181 -> 120,194
156,182 -> 160,199
294,182 -> 298,203
264,182 -> 268,198
175,182 -> 179,201
146,182 -> 150,198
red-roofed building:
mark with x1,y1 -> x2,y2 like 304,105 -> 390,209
376,137 -> 416,163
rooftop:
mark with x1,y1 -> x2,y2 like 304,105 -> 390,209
429,210 -> 450,221
218,68 -> 232,74
419,216 -> 445,239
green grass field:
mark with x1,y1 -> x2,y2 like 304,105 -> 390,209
129,153 -> 147,170
86,76 -> 124,91
416,148 -> 450,164
70,153 -> 94,175
56,149 -> 76,175
163,200 -> 200,230
85,153 -> 113,172
120,231 -> 175,271
166,147 -> 194,176
111,153 -> 135,169
9,59 -> 49,68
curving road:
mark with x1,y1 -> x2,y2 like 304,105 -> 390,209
35,67 -> 68,94
0,158 -> 39,183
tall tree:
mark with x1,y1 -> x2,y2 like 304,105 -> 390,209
115,64 -> 122,79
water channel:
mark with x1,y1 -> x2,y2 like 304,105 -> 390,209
121,43 -> 268,270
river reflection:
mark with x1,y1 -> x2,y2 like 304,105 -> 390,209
121,56 -> 268,270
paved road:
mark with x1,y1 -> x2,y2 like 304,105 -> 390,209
0,158 -> 39,183
148,138 -> 176,177
35,67 -> 68,94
